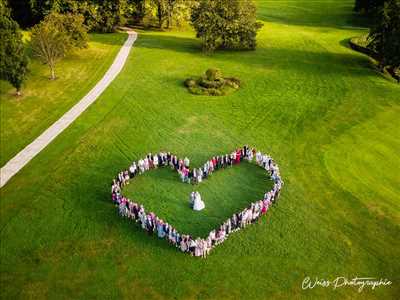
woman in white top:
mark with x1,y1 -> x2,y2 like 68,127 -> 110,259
184,157 -> 190,167
138,159 -> 145,173
153,155 -> 159,168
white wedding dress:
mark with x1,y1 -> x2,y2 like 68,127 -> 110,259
193,193 -> 205,211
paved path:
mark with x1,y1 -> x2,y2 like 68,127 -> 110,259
0,31 -> 137,188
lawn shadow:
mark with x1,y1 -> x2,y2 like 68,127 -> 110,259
89,32 -> 129,46
135,33 -> 376,78
339,37 -> 353,50
256,1 -> 371,29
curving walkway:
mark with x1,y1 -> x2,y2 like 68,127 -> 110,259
0,31 -> 137,188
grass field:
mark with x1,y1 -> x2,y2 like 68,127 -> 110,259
0,32 -> 126,166
123,162 -> 274,238
1,0 -> 399,299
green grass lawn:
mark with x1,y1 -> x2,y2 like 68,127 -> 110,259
1,0 -> 399,299
0,32 -> 126,166
123,162 -> 273,238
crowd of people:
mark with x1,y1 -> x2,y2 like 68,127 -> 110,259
111,146 -> 283,258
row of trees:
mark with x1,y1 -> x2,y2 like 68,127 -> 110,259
6,0 -> 262,54
354,0 -> 387,14
1,0 -> 263,95
354,0 -> 399,79
7,0 -> 192,32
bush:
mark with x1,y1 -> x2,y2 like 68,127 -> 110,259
184,78 -> 197,87
199,77 -> 225,89
184,69 -> 240,96
205,68 -> 222,81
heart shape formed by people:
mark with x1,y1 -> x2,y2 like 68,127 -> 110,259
111,146 -> 283,258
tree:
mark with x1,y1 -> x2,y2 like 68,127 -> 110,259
93,0 -> 129,32
368,0 -> 400,76
30,12 -> 88,80
191,0 -> 262,53
153,0 -> 168,28
0,2 -> 29,95
7,0 -> 54,28
354,0 -> 388,13
165,0 -> 190,29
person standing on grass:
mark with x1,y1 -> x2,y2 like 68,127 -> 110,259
197,168 -> 203,183
138,206 -> 146,229
236,149 -> 241,163
129,162 -> 137,178
156,219 -> 165,238
153,154 -> 159,168
189,237 -> 197,256
138,159 -> 145,173
144,156 -> 150,171
184,157 -> 190,168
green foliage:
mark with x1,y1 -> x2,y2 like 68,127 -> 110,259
351,34 -> 370,48
354,0 -> 387,13
7,0 -> 131,32
205,68 -> 222,81
56,0 -> 103,32
368,0 -> 400,73
0,2 -> 28,94
184,68 -> 240,96
7,0 -> 52,28
93,0 -> 128,33
7,0 -> 191,32
142,0 -> 191,29
191,0 -> 263,53
30,12 -> 88,79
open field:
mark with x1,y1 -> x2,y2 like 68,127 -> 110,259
0,33 -> 126,166
0,0 -> 399,299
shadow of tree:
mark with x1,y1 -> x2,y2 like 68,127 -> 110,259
256,0 -> 370,29
133,32 -> 375,79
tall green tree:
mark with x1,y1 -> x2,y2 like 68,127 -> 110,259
165,0 -> 190,28
7,0 -> 54,28
153,0 -> 168,28
354,0 -> 387,13
94,0 -> 128,32
191,0 -> 262,53
0,2 -> 29,95
368,0 -> 400,77
30,12 -> 88,80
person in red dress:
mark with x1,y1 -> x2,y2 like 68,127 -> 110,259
235,149 -> 241,163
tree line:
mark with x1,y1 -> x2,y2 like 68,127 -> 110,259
1,0 -> 262,95
7,0 -> 193,32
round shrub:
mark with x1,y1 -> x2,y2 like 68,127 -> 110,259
184,69 -> 240,96
205,68 -> 223,81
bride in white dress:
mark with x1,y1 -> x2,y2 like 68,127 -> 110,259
193,191 -> 205,211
